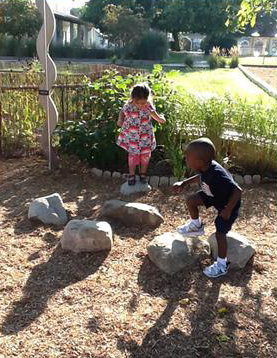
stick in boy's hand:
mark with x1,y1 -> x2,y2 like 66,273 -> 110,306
171,180 -> 186,194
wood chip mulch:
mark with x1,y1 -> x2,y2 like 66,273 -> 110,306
0,156 -> 276,358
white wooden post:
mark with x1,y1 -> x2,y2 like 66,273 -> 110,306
36,0 -> 59,170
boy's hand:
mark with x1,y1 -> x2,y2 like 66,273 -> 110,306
220,207 -> 232,220
171,181 -> 185,194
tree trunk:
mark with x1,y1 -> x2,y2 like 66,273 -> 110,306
172,31 -> 180,51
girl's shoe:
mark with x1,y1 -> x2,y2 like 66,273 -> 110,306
177,220 -> 204,237
140,174 -> 148,184
128,175 -> 136,186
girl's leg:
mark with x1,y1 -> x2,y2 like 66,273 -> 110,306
128,154 -> 137,176
128,153 -> 139,185
139,153 -> 151,183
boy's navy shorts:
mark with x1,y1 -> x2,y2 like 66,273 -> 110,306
198,191 -> 241,234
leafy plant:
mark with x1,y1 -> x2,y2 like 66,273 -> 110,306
184,55 -> 194,68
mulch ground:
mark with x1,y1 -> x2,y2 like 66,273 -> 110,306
244,66 -> 277,89
0,155 -> 276,358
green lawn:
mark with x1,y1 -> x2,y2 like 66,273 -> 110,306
167,68 -> 276,104
240,56 -> 277,66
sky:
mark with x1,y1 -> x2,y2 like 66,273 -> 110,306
47,0 -> 87,14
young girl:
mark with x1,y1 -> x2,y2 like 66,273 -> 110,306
117,83 -> 166,185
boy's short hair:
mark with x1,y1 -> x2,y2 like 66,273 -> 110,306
131,83 -> 150,100
186,137 -> 216,163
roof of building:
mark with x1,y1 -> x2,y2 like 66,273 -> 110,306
54,11 -> 91,26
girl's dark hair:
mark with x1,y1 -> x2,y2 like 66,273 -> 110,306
131,83 -> 150,100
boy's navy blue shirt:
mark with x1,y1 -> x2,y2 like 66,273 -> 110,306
199,160 -> 241,211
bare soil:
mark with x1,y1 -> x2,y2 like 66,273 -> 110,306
244,66 -> 277,89
0,156 -> 276,358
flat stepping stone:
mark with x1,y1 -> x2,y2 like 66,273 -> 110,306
102,200 -> 164,228
120,181 -> 151,195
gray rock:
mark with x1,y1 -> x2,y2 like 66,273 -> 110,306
28,193 -> 67,226
234,174 -> 244,186
244,175 -> 252,185
103,171 -> 111,178
252,175 -> 261,184
112,172 -> 122,179
149,176 -> 160,187
208,231 -> 255,269
91,168 -> 103,177
169,177 -> 179,186
102,200 -> 164,228
61,220 -> 113,253
147,232 -> 210,275
159,176 -> 169,187
120,181 -> 151,195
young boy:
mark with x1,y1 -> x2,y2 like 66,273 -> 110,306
172,137 -> 242,278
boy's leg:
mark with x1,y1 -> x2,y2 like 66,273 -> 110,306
178,193 -> 205,236
216,232 -> 227,259
203,206 -> 240,278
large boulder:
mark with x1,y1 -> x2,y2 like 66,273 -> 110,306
28,193 -> 67,226
61,220 -> 113,253
102,200 -> 164,228
147,232 -> 210,275
208,231 -> 255,269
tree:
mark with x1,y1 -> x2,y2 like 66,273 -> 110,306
236,0 -> 276,29
0,0 -> 41,39
82,0 -> 138,32
102,4 -> 145,47
154,0 -> 242,51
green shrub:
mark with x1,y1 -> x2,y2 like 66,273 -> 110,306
208,55 -> 217,69
201,34 -> 237,54
184,55 -> 194,68
230,56 -> 239,68
131,31 -> 168,61
217,56 -> 226,68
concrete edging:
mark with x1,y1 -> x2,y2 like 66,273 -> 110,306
238,64 -> 277,100
91,168 -> 274,187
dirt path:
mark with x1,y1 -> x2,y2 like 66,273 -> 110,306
0,156 -> 276,357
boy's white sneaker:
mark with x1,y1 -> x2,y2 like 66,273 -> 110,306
203,261 -> 229,278
177,221 -> 204,237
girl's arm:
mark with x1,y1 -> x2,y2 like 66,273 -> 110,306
117,110 -> 125,127
151,110 -> 166,124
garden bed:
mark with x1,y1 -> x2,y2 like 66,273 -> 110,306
0,156 -> 276,357
243,66 -> 277,90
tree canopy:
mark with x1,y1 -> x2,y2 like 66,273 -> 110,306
0,0 -> 41,39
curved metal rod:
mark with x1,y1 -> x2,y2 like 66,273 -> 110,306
36,0 -> 59,170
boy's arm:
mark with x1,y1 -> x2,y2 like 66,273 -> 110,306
117,110 -> 125,127
220,187 -> 242,220
151,110 -> 166,124
171,175 -> 200,193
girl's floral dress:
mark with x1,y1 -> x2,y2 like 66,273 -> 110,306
117,101 -> 156,155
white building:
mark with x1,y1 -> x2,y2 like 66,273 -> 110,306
53,11 -> 107,49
